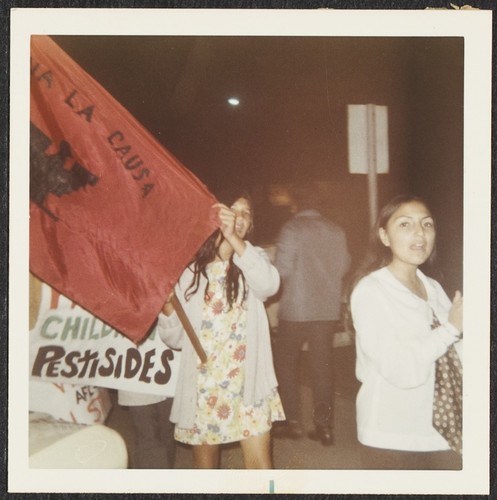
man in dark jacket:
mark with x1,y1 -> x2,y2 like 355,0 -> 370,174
273,182 -> 350,446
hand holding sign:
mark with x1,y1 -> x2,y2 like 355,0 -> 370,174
161,292 -> 175,317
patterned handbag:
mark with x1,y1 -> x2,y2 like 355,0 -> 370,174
431,308 -> 463,454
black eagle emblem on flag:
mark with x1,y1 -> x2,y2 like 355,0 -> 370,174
30,123 -> 99,221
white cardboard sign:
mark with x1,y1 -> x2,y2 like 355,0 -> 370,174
29,284 -> 180,397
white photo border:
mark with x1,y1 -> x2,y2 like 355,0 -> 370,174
9,7 -> 492,495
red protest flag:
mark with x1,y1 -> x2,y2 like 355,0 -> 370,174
30,35 -> 218,343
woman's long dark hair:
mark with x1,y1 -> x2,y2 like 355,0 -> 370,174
344,194 -> 436,329
343,194 -> 436,332
183,192 -> 254,309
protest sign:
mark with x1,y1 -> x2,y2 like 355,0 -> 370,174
30,281 -> 179,397
29,381 -> 112,425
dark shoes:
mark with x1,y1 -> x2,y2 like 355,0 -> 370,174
272,421 -> 304,439
308,425 -> 334,446
272,420 -> 334,446
310,403 -> 334,446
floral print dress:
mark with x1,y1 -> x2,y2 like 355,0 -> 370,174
174,260 -> 284,445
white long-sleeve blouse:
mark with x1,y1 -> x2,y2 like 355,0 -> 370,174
351,266 -> 462,452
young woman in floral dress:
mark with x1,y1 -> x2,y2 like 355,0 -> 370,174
158,192 -> 284,468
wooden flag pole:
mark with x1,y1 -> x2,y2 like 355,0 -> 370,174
171,295 -> 207,364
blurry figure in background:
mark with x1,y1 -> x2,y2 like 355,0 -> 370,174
273,182 -> 351,446
253,184 -> 296,244
349,195 -> 462,469
158,191 -> 284,469
117,390 -> 175,468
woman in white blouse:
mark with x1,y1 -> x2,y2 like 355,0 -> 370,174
350,194 -> 463,469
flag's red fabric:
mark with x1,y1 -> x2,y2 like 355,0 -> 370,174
30,35 -> 218,343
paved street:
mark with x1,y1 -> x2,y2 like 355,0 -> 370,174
107,345 -> 363,470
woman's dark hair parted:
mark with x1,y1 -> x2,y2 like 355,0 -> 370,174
349,194 -> 437,295
183,190 -> 254,308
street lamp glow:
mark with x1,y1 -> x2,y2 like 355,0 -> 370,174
228,97 -> 240,106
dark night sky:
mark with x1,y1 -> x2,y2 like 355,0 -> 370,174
50,36 -> 423,185
49,35 -> 464,292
